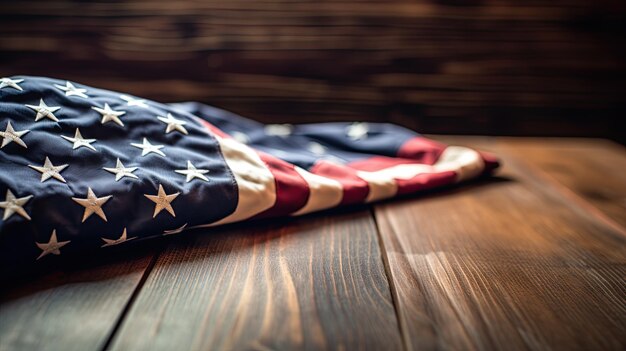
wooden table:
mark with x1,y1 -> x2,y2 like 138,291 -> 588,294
1,137 -> 625,351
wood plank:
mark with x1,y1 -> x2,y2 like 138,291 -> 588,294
375,137 -> 626,350
1,0 -> 625,141
107,210 -> 403,350
0,245 -> 159,351
497,138 -> 626,230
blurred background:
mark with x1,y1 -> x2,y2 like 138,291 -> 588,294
1,0 -> 625,142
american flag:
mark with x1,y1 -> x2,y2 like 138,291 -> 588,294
0,76 -> 499,266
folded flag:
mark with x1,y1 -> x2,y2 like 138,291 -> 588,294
0,76 -> 499,266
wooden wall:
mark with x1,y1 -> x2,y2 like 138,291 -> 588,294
1,0 -> 625,141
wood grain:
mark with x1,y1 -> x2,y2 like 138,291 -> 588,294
2,137 -> 624,351
497,138 -> 626,230
0,0 -> 624,141
107,210 -> 403,351
374,137 -> 626,350
0,246 -> 158,351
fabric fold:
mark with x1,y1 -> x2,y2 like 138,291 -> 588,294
0,76 -> 499,267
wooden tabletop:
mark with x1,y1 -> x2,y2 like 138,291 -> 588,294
1,137 -> 624,351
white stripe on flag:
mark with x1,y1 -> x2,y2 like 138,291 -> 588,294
210,135 -> 277,225
291,166 -> 343,216
436,146 -> 484,182
356,168 -> 405,203
356,146 -> 484,203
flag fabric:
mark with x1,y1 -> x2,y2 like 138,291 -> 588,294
0,76 -> 499,266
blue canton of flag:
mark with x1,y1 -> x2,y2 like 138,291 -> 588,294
0,76 -> 238,266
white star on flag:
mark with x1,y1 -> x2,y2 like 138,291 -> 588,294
28,157 -> 69,183
157,113 -> 188,135
102,227 -> 137,247
120,95 -> 149,108
103,158 -> 139,181
72,187 -> 113,222
61,128 -> 97,151
175,161 -> 209,182
131,138 -> 166,157
308,142 -> 327,155
0,189 -> 33,221
93,103 -> 126,126
0,77 -> 24,91
55,81 -> 89,98
144,184 -> 179,218
25,99 -> 61,122
346,122 -> 369,140
265,124 -> 293,136
36,229 -> 70,260
231,131 -> 250,144
0,121 -> 29,148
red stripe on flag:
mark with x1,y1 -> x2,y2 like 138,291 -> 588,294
196,118 -> 230,139
397,137 -> 447,165
395,171 -> 457,195
347,156 -> 420,172
347,155 -> 458,197
196,117 -> 310,218
309,161 -> 369,205
479,151 -> 500,174
253,152 -> 310,218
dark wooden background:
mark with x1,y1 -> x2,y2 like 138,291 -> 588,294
1,0 -> 625,142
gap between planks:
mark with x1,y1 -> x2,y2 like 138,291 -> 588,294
99,244 -> 165,351
103,208 -> 404,350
